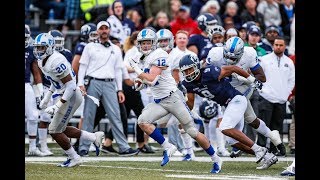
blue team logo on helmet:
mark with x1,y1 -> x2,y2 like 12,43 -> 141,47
179,54 -> 201,82
80,23 -> 98,42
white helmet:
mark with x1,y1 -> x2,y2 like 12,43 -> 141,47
137,28 -> 157,56
156,29 -> 174,51
33,33 -> 55,60
223,36 -> 244,65
207,25 -> 225,41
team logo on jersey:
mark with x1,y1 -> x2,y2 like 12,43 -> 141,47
284,63 -> 288,67
204,68 -> 211,73
214,67 -> 219,71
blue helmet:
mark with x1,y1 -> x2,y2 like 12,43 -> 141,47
179,54 -> 201,82
48,30 -> 64,51
80,23 -> 98,42
223,36 -> 244,65
196,13 -> 218,33
199,99 -> 219,120
25,26 -> 31,48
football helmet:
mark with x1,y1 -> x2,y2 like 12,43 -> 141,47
223,36 -> 244,65
207,25 -> 225,41
80,23 -> 98,43
33,33 -> 55,60
179,54 -> 201,82
156,29 -> 174,51
48,30 -> 64,51
199,99 -> 219,120
196,13 -> 218,33
25,26 -> 31,48
137,28 -> 157,56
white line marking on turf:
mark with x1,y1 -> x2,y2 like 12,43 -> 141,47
25,156 -> 294,162
165,174 -> 287,180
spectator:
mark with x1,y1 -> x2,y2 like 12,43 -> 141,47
220,0 -> 246,16
223,16 -> 235,31
257,36 -> 295,156
257,0 -> 282,28
107,0 -> 135,45
151,11 -> 171,32
245,25 -> 266,57
288,14 -> 294,56
170,5 -> 202,36
63,0 -> 82,31
170,0 -> 182,21
260,25 -> 283,54
77,21 -> 138,156
190,0 -> 208,20
33,0 -> 66,20
126,9 -> 144,31
225,27 -> 239,40
80,0 -> 113,22
200,0 -> 223,26
221,1 -> 242,30
240,0 -> 265,32
238,21 -> 257,43
279,0 -> 295,41
144,0 -> 171,26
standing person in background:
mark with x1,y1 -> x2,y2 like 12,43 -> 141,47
144,0 -> 171,27
240,0 -> 265,32
170,5 -> 202,37
151,11 -> 171,32
107,0 -> 135,45
257,0 -> 282,28
257,36 -> 295,156
25,26 -> 45,157
77,21 -> 138,156
200,0 -> 223,26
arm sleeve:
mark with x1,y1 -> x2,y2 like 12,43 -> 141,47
115,49 -> 124,91
77,63 -> 88,86
61,80 -> 76,101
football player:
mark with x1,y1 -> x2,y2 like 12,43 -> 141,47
33,33 -> 104,167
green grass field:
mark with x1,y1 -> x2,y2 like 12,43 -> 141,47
25,143 -> 295,180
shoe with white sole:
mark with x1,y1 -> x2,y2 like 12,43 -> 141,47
280,165 -> 295,176
256,152 -> 278,170
211,156 -> 223,173
255,147 -> 268,163
161,145 -> 177,166
217,147 -> 231,157
93,131 -> 104,156
40,147 -> 53,156
58,157 -> 82,168
28,148 -> 46,157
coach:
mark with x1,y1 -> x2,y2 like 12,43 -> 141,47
77,20 -> 137,156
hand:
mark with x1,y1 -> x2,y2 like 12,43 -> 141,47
39,96 -> 50,109
128,57 -> 139,70
134,78 -> 145,91
45,104 -> 60,115
177,82 -> 187,95
79,86 -> 87,96
118,91 -> 125,103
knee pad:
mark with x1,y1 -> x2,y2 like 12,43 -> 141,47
40,112 -> 51,122
183,121 -> 199,138
48,123 -> 65,134
27,120 -> 38,136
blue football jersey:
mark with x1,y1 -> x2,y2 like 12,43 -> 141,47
25,46 -> 36,83
183,65 -> 242,105
187,34 -> 215,59
73,42 -> 87,56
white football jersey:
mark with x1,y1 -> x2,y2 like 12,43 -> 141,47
168,47 -> 197,82
139,48 -> 177,99
38,51 -> 76,95
205,46 -> 259,87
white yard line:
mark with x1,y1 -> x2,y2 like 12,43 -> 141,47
165,174 -> 287,180
25,156 -> 294,162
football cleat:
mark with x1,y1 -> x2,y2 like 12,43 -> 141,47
93,131 -> 104,156
28,148 -> 46,157
211,156 -> 223,173
161,145 -> 177,166
255,147 -> 268,163
256,152 -> 278,170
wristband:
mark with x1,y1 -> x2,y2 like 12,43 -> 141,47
246,75 -> 255,83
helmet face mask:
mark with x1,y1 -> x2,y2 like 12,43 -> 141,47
223,37 -> 244,65
48,30 -> 64,52
137,29 -> 157,56
33,33 -> 55,60
88,31 -> 99,42
156,29 -> 174,51
179,54 -> 201,82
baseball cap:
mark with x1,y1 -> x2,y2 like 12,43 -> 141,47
179,5 -> 190,12
97,21 -> 111,29
248,25 -> 261,36
265,25 -> 280,35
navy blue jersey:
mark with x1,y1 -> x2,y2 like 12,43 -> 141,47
73,42 -> 87,56
122,18 -> 135,36
187,34 -> 215,59
59,49 -> 73,64
25,46 -> 36,83
183,65 -> 242,105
